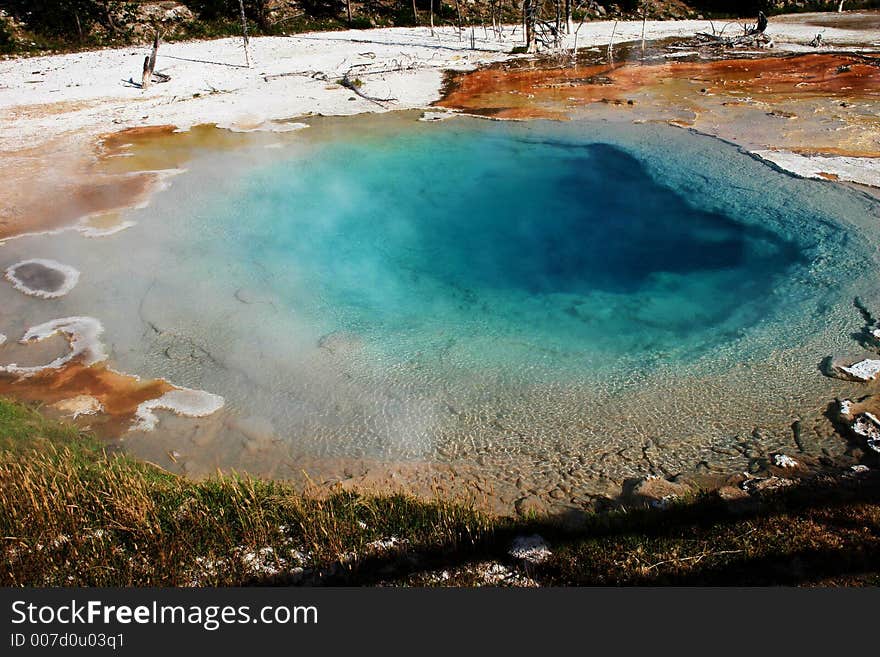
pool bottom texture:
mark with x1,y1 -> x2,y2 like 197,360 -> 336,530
4,115 -> 879,491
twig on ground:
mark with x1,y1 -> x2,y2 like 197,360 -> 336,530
646,549 -> 744,571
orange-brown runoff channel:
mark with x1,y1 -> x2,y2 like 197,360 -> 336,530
0,125 -> 254,434
0,364 -> 173,436
0,123 -> 274,242
439,52 -> 880,157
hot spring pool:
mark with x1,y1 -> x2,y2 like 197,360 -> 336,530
2,113 -> 879,502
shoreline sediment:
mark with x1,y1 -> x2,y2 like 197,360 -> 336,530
1,17 -> 880,514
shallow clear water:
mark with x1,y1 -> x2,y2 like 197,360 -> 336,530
3,114 -> 880,493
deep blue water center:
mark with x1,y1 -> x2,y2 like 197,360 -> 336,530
405,139 -> 800,296
200,119 -> 859,375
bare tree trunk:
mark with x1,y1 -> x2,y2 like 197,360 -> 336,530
608,20 -> 617,62
101,0 -> 121,34
412,0 -> 420,25
347,0 -> 353,24
555,0 -> 562,40
141,31 -> 160,90
490,0 -> 496,39
238,0 -> 251,67
524,0 -> 536,52
430,0 -> 434,35
564,0 -> 572,34
641,1 -> 648,53
454,0 -> 463,41
142,56 -> 152,89
839,1 -> 846,12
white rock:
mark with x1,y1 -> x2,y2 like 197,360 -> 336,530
52,395 -> 103,419
508,534 -> 552,564
650,495 -> 677,510
851,415 -> 880,440
366,537 -> 407,551
239,546 -> 283,577
851,414 -> 880,453
773,454 -> 799,468
474,562 -> 537,586
742,476 -> 796,493
840,359 -> 880,382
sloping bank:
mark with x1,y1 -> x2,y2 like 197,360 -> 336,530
2,397 -> 878,587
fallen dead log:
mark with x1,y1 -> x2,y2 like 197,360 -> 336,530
694,12 -> 772,49
340,62 -> 409,105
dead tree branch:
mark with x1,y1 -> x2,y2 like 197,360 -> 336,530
239,0 -> 252,68
340,62 -> 410,105
694,12 -> 772,49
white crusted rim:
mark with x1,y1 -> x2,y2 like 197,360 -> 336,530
0,317 -> 106,376
752,150 -> 880,188
215,120 -> 309,133
4,258 -> 81,299
419,111 -> 457,122
131,387 -> 225,432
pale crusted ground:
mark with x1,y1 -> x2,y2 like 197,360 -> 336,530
0,19 -> 875,152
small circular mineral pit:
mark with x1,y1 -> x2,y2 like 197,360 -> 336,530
4,258 -> 80,299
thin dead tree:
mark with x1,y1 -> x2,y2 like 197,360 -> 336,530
454,0 -> 464,41
238,0 -> 251,68
141,30 -> 160,90
490,0 -> 497,39
74,10 -> 84,43
523,0 -> 537,52
430,0 -> 435,35
555,0 -> 562,37
607,19 -> 618,62
412,0 -> 420,25
838,0 -> 847,11
641,0 -> 649,54
347,0 -> 353,24
568,0 -> 592,62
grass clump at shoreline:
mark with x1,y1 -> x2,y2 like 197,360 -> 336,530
0,398 -> 490,586
2,396 -> 879,586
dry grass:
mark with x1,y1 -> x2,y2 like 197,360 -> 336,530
0,398 -> 491,586
2,397 -> 880,587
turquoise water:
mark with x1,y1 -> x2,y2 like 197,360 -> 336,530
5,115 -> 879,480
195,120 -> 856,377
